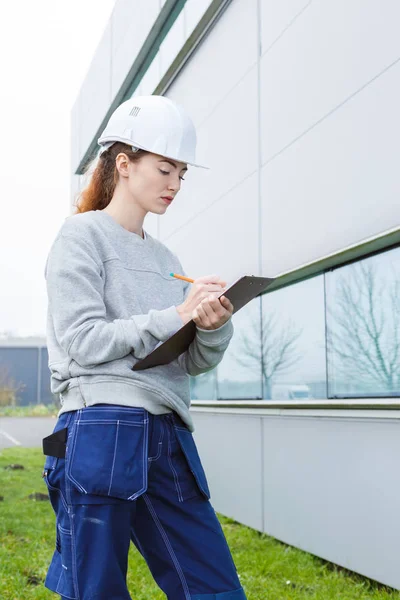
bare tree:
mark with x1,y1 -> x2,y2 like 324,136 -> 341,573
0,364 -> 26,407
232,306 -> 303,398
327,261 -> 400,394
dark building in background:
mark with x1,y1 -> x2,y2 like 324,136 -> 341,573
0,337 -> 54,406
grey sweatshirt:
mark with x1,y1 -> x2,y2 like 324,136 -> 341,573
45,210 -> 234,432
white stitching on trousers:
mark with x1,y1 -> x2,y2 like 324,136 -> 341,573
142,494 -> 191,600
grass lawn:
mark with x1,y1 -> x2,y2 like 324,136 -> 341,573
0,404 -> 59,418
0,447 -> 399,600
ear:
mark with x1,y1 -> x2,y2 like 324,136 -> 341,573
115,153 -> 131,178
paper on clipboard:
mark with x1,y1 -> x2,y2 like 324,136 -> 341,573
131,275 -> 276,371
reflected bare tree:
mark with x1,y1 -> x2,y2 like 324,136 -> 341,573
233,306 -> 303,398
327,261 -> 400,394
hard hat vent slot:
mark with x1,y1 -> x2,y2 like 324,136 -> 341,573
129,106 -> 141,117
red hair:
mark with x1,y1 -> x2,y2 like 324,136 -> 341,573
73,142 -> 147,214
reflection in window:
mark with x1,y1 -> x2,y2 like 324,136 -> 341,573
326,247 -> 400,398
189,369 -> 218,401
189,246 -> 399,402
261,276 -> 327,400
217,299 -> 263,399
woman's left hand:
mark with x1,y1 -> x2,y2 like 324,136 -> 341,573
192,295 -> 234,330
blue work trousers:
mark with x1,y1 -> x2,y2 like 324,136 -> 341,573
42,405 -> 247,600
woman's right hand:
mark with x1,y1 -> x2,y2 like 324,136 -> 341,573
176,274 -> 227,325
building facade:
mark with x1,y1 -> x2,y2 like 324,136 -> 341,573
0,337 -> 54,406
70,0 -> 400,589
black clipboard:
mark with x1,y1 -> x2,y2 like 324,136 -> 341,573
131,275 -> 275,372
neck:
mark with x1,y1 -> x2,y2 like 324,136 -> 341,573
102,192 -> 147,238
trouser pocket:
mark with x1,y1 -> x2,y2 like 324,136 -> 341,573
173,421 -> 211,500
66,406 -> 149,501
45,521 -> 77,599
55,523 -> 76,598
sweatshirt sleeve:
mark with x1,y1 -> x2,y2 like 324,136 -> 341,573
174,262 -> 234,376
45,233 -> 184,367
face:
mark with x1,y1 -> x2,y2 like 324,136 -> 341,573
115,151 -> 188,213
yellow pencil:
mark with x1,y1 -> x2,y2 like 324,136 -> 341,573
170,272 -> 195,283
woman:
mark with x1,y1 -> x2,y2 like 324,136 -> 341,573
42,95 -> 247,600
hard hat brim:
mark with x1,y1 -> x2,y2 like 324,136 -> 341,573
97,136 -> 210,170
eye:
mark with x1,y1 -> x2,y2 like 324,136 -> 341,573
159,169 -> 185,181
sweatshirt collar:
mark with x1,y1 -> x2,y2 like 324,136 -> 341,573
94,210 -> 148,242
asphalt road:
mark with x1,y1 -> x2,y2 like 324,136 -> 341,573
0,417 -> 56,450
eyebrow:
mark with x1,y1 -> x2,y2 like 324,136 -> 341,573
158,158 -> 188,172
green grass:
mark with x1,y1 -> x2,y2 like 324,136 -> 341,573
0,404 -> 59,418
0,447 -> 399,599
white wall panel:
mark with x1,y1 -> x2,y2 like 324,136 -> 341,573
262,414 -> 400,589
70,175 -> 82,212
260,0 -> 400,163
111,0 -> 160,98
167,0 -> 258,128
78,22 -> 113,167
163,65 -> 259,240
261,61 -> 400,276
71,98 -> 81,179
161,170 -> 260,284
260,0 -> 311,54
192,408 -> 400,590
193,412 -> 264,531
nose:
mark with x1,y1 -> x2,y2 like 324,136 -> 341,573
168,176 -> 181,193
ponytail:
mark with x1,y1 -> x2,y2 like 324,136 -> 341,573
73,142 -> 147,214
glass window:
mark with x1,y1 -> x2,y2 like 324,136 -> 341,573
326,247 -> 400,398
189,369 -> 218,401
189,245 -> 399,403
217,299 -> 263,400
261,276 -> 327,400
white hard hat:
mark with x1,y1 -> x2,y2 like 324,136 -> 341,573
97,95 -> 209,169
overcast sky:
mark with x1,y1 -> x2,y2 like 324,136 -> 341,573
0,0 -> 116,338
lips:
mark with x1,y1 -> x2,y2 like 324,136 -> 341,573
161,197 -> 173,204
